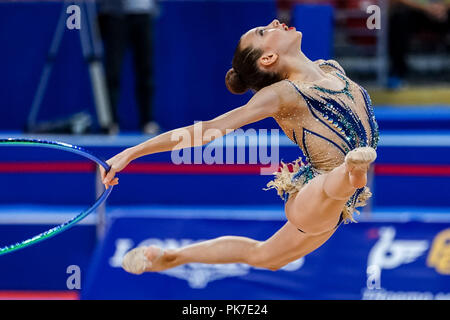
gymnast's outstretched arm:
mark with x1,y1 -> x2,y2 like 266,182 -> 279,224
100,83 -> 283,188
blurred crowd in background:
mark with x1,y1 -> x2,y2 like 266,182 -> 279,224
277,0 -> 449,86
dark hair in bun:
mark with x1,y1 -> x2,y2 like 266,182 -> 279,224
225,68 -> 247,95
225,39 -> 284,95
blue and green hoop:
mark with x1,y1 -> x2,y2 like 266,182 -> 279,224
0,138 -> 113,256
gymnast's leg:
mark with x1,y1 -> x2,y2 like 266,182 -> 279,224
122,221 -> 335,274
285,147 -> 377,234
122,235 -> 266,274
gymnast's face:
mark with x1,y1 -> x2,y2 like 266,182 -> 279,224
240,19 -> 302,70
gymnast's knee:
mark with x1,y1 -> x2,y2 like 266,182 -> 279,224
246,244 -> 283,271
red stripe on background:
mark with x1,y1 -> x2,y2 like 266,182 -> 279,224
122,163 -> 268,174
0,162 -> 450,177
0,162 -> 271,175
375,164 -> 450,176
0,291 -> 79,300
0,162 -> 95,173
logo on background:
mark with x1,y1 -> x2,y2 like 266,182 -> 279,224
367,226 -> 429,282
427,229 -> 450,275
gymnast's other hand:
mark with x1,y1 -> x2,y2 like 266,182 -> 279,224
100,149 -> 134,189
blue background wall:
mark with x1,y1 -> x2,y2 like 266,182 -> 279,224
0,1 -> 280,132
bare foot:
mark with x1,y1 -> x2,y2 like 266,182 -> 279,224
345,147 -> 377,189
121,245 -> 164,275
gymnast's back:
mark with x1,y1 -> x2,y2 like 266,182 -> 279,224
272,60 -> 379,172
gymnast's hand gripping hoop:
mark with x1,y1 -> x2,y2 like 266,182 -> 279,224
0,138 -> 114,256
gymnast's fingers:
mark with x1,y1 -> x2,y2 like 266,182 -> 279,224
99,165 -> 106,181
104,167 -> 116,185
105,177 -> 119,189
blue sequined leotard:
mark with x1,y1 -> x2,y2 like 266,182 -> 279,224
266,60 -> 379,229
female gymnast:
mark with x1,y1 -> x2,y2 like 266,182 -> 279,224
100,19 -> 379,274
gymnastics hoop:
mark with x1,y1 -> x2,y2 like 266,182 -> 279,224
0,138 -> 113,256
